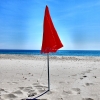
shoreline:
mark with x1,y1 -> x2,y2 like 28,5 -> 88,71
0,54 -> 100,61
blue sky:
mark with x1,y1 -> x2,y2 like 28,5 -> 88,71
0,0 -> 100,50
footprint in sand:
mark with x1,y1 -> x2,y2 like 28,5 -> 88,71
23,87 -> 33,92
21,84 -> 48,99
82,98 -> 94,100
34,85 -> 48,93
72,88 -> 81,94
13,90 -> 23,95
0,88 -> 7,92
19,86 -> 37,98
0,88 -> 5,91
19,87 -> 25,90
63,88 -> 81,95
3,93 -> 17,99
27,89 -> 37,97
0,88 -> 8,93
19,86 -> 33,92
28,92 -> 37,97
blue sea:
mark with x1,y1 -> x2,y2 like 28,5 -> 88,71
0,50 -> 100,56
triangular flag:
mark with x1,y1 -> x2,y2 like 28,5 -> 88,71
41,5 -> 63,53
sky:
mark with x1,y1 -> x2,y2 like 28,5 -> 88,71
0,0 -> 100,50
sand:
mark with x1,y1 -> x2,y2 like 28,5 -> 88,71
0,54 -> 100,100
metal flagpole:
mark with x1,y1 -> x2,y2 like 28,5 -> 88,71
26,53 -> 50,100
47,53 -> 50,91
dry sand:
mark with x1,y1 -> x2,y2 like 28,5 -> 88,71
0,54 -> 100,100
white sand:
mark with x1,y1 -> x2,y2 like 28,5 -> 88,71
0,54 -> 100,100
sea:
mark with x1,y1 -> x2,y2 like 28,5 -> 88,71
0,50 -> 100,56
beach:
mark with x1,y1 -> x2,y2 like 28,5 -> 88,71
0,54 -> 100,100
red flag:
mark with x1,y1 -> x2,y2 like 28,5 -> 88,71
41,5 -> 63,53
